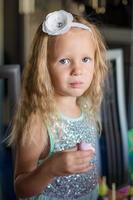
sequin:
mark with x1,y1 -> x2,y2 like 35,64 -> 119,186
43,111 -> 98,199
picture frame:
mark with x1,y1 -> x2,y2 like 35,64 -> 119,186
100,49 -> 128,187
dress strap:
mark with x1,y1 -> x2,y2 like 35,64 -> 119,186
47,126 -> 55,156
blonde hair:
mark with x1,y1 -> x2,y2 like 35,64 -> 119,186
9,13 -> 108,146
73,15 -> 108,111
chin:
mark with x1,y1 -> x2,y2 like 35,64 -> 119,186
70,91 -> 85,97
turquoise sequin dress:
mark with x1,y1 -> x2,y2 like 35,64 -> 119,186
21,111 -> 99,200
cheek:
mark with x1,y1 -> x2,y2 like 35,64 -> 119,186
86,66 -> 95,81
87,74 -> 93,85
90,67 -> 95,79
50,71 -> 66,88
49,70 -> 59,87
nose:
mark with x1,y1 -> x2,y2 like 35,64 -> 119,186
71,62 -> 82,76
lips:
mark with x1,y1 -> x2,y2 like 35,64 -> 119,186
69,81 -> 83,88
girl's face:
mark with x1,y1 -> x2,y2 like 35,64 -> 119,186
48,28 -> 95,99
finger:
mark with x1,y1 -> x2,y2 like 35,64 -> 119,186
75,163 -> 95,173
75,150 -> 94,159
78,165 -> 95,173
63,149 -> 94,159
63,146 -> 77,152
78,149 -> 95,155
77,157 -> 94,165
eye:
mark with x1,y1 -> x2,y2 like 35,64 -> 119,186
82,57 -> 91,63
59,58 -> 70,65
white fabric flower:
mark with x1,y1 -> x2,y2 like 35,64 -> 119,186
42,10 -> 91,35
42,10 -> 73,35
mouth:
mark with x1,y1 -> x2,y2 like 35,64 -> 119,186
69,81 -> 83,88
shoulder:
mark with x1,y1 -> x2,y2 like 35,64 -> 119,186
84,109 -> 101,132
18,112 -> 49,160
14,112 -> 49,178
24,112 -> 47,143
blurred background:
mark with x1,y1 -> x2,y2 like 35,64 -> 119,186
0,0 -> 133,199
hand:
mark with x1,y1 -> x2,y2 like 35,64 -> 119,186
45,147 -> 94,178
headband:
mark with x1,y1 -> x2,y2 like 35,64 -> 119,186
42,10 -> 91,36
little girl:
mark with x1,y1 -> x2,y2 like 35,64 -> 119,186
9,10 -> 107,200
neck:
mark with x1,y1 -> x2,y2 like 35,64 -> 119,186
55,95 -> 81,117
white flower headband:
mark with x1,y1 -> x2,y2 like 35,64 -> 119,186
42,10 -> 91,36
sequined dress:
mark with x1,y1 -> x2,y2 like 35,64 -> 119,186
22,111 -> 99,200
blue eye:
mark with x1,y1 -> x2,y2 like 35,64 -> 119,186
59,58 -> 70,64
82,57 -> 91,63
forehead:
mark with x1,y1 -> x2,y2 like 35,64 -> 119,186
47,28 -> 95,59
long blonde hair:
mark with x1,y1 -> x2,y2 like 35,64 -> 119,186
9,13 -> 108,146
